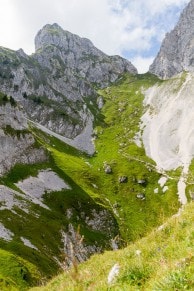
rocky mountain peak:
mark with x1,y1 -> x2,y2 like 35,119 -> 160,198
0,23 -> 137,154
35,23 -> 95,53
34,23 -> 137,76
149,0 -> 194,79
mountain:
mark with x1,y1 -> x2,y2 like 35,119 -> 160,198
149,0 -> 194,79
0,23 -> 137,154
1,3 -> 194,288
0,24 -> 139,289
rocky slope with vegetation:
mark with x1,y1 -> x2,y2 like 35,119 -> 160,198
0,72 -> 187,290
31,202 -> 194,290
0,24 -> 140,290
0,92 -> 46,175
1,1 -> 194,289
0,23 -> 137,153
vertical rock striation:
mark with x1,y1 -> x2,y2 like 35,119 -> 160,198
149,0 -> 194,79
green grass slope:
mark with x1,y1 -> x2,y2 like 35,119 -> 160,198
0,156 -> 118,279
32,73 -> 181,243
31,201 -> 194,290
0,133 -> 118,285
0,249 -> 41,290
0,73 -> 187,289
88,73 -> 180,241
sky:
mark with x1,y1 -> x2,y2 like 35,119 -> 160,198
0,0 -> 190,73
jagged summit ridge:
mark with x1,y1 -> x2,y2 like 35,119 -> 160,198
149,0 -> 194,79
34,23 -> 137,82
35,23 -> 94,52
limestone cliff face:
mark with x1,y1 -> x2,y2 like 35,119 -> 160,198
149,0 -> 194,79
0,102 -> 46,176
0,24 -> 137,152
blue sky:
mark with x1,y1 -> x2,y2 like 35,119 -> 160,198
0,0 -> 190,72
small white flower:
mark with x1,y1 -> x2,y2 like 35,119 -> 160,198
135,249 -> 141,256
107,263 -> 120,285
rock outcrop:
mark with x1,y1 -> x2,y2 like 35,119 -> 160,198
34,24 -> 137,87
149,0 -> 194,79
0,100 -> 46,176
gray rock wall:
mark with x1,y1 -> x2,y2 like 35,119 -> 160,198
0,103 -> 46,175
149,0 -> 194,79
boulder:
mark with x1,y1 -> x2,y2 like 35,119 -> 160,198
137,179 -> 146,185
104,165 -> 112,174
118,176 -> 128,183
136,193 -> 146,200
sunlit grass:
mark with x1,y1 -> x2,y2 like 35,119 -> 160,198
31,202 -> 194,290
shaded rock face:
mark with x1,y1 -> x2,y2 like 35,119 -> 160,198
0,23 -> 137,150
61,208 -> 118,268
0,103 -> 46,176
149,0 -> 194,79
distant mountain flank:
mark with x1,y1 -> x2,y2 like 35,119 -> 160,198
150,0 -> 194,79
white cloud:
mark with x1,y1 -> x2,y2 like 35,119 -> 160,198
0,0 -> 190,72
0,0 -> 20,49
131,56 -> 155,74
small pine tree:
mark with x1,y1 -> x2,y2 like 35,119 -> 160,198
2,95 -> 8,103
10,96 -> 17,107
22,92 -> 28,99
